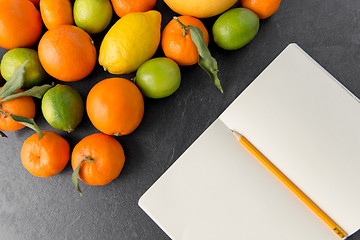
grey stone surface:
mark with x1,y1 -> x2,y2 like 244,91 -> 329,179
1,0 -> 360,239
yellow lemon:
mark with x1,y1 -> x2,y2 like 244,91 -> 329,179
99,10 -> 161,74
163,0 -> 237,18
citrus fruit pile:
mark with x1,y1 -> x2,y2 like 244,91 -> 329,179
0,0 -> 281,195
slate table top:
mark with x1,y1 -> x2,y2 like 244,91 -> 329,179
1,0 -> 360,239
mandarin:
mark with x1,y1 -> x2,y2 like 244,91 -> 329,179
21,131 -> 70,177
0,89 -> 36,132
0,0 -> 42,50
161,16 -> 209,66
240,0 -> 281,19
72,133 -> 125,185
40,0 -> 74,30
86,78 -> 144,136
111,0 -> 156,17
38,25 -> 96,82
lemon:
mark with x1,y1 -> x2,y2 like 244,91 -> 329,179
73,0 -> 113,34
1,48 -> 46,88
99,10 -> 162,74
42,84 -> 84,133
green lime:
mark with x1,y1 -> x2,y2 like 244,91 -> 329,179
0,48 -> 47,88
135,57 -> 181,99
42,84 -> 84,133
212,8 -> 259,50
73,0 -> 113,35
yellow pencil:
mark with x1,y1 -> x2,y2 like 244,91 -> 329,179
231,130 -> 347,239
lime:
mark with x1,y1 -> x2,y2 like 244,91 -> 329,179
0,48 -> 46,88
42,84 -> 84,132
73,0 -> 113,35
212,8 -> 259,50
135,57 -> 181,99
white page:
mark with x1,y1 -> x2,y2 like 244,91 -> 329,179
139,119 -> 340,240
219,43 -> 360,236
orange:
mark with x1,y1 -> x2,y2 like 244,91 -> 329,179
0,89 -> 36,131
40,0 -> 74,30
0,0 -> 42,50
161,16 -> 209,66
21,131 -> 70,177
111,0 -> 156,17
86,78 -> 144,136
38,25 -> 97,82
29,0 -> 40,7
72,133 -> 125,185
240,0 -> 281,19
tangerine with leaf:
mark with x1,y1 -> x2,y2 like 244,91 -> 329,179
0,89 -> 35,132
72,133 -> 125,195
161,16 -> 209,66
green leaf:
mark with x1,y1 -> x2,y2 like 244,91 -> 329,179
0,131 -> 7,138
9,114 -> 44,139
174,17 -> 223,93
0,61 -> 28,98
72,160 -> 85,197
188,26 -> 223,93
0,84 -> 54,102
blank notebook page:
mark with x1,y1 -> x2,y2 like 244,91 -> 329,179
219,43 -> 360,235
139,119 -> 340,240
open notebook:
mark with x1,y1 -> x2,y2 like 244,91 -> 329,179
138,43 -> 360,240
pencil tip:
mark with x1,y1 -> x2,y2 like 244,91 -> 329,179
231,130 -> 241,140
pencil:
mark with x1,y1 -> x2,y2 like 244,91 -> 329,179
231,130 -> 347,239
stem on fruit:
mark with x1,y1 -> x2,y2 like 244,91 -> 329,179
174,17 -> 188,37
72,156 -> 95,196
84,156 -> 94,162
